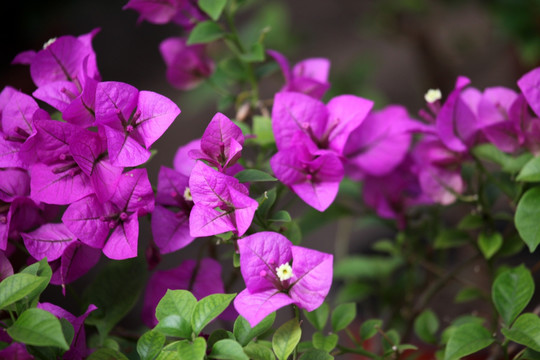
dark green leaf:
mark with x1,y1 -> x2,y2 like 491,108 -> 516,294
303,302 -> 329,331
478,231 -> 503,259
472,144 -> 532,173
243,342 -> 275,360
283,221 -> 302,245
269,210 -> 291,223
444,323 -> 494,360
492,265 -> 534,326
257,188 -> 277,218
381,329 -> 400,354
178,337 -> 207,360
199,0 -> 227,20
83,258 -> 146,339
331,303 -> 356,332
239,43 -> 265,63
192,293 -> 236,335
60,317 -> 75,348
234,313 -> 276,346
312,332 -> 338,352
87,348 -> 129,360
208,329 -> 234,348
434,229 -> 470,249
219,58 -> 247,81
334,256 -> 402,279
209,339 -> 248,359
502,313 -> 540,352
187,21 -> 225,45
7,308 -> 69,350
299,349 -> 333,360
414,309 -> 439,343
457,213 -> 484,230
523,348 -> 540,360
234,169 -> 276,183
454,287 -> 484,303
272,318 -> 301,360
516,186 -> 540,252
360,319 -> 382,340
0,273 -> 47,310
155,290 -> 197,338
517,156 -> 540,182
137,330 -> 166,360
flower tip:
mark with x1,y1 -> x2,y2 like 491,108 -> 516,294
424,88 -> 442,103
43,37 -> 57,49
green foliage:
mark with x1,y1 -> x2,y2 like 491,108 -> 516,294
234,313 -> 276,346
0,273 -> 48,310
252,116 -> 275,146
272,318 -> 301,360
178,337 -> 207,360
478,231 -> 503,259
234,169 -> 277,182
334,256 -> 402,279
414,309 -> 439,343
360,319 -> 383,340
209,339 -> 249,360
155,290 -> 197,338
502,313 -> 540,352
299,349 -> 334,360
517,154 -> 540,182
188,21 -> 225,44
243,342 -> 276,360
303,302 -> 329,331
137,330 -> 166,360
199,0 -> 227,20
331,303 -> 356,332
312,332 -> 338,352
515,186 -> 540,252
87,348 -> 129,359
192,293 -> 236,335
444,323 -> 494,360
492,264 -> 534,326
8,308 -> 70,350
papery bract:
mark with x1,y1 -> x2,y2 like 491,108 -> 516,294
234,232 -> 333,327
95,81 -> 180,167
189,161 -> 257,237
518,66 -> 540,117
173,138 -> 200,177
0,251 -> 13,281
142,258 -> 226,327
22,223 -> 77,262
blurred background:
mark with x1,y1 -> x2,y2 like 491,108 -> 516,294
2,0 -> 540,349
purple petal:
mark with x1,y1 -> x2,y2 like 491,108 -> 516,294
152,205 -> 193,254
228,186 -> 258,236
436,76 -> 471,152
50,241 -> 101,291
267,50 -> 292,84
33,81 -> 79,112
156,166 -> 189,206
102,121 -> 151,167
102,213 -> 138,260
62,195 -> 111,249
325,95 -> 373,154
289,246 -> 333,311
199,113 -> 244,169
518,67 -> 540,118
173,138 -> 201,176
12,50 -> 36,65
22,223 -> 77,261
2,90 -> 37,138
0,343 -> 33,359
95,81 -> 138,125
0,168 -> 30,202
189,161 -> 247,207
0,251 -> 13,282
418,165 -> 464,205
189,204 -> 236,237
30,162 -> 92,205
0,138 -> 24,168
112,169 -> 154,215
272,92 -> 329,150
20,117 -> 73,166
135,90 -> 180,148
63,74 -> 98,128
234,288 -> 294,328
238,232 -> 293,293
123,0 -> 180,24
292,58 -> 330,84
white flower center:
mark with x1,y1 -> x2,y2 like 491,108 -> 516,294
183,187 -> 193,201
43,38 -> 57,50
424,89 -> 442,103
276,263 -> 293,281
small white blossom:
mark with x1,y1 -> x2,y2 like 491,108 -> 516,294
276,263 -> 293,281
183,187 -> 193,201
424,88 -> 442,103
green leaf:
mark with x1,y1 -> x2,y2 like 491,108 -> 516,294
0,273 -> 48,310
243,342 -> 276,360
502,313 -> 540,352
199,0 -> 227,20
209,339 -> 248,360
155,290 -> 197,338
234,169 -> 277,183
434,229 -> 470,249
192,293 -> 236,335
7,308 -> 69,350
381,329 -> 400,354
303,302 -> 329,331
60,317 -> 75,348
283,221 -> 302,245
20,258 -> 52,304
440,316 -> 486,344
454,287 -> 484,303
516,186 -> 540,252
239,43 -> 265,63
257,188 -> 277,218
299,349 -> 333,360
472,144 -> 533,173
137,330 -> 166,360
269,210 -> 291,223
83,259 -> 146,339
87,348 -> 129,360
331,303 -> 356,332
517,156 -> 540,182
272,318 -> 301,360
492,264 -> 534,326
444,323 -> 494,360
414,309 -> 439,344
457,213 -> 484,230
187,21 -> 225,45
360,319 -> 382,340
234,313 -> 276,346
312,332 -> 338,352
208,329 -> 233,348
252,115 -> 275,146
478,231 -> 503,259
178,337 -> 207,360
523,348 -> 540,360
334,256 -> 402,279
156,349 -> 182,360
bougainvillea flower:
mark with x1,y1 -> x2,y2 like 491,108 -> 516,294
21,223 -> 77,262
152,166 -> 194,254
50,241 -> 101,295
12,29 -> 101,88
518,66 -> 540,117
38,302 -> 97,360
62,169 -> 154,259
267,50 -> 330,99
0,168 -> 30,203
0,251 -> 13,282
272,92 -> 373,154
234,232 -> 333,327
160,37 -> 214,90
0,342 -> 33,360
189,113 -> 244,171
142,258 -> 227,327
123,0 -> 206,28
189,161 -> 257,237
343,105 -> 428,179
173,138 -> 200,177
95,81 -> 181,167
270,142 -> 343,212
